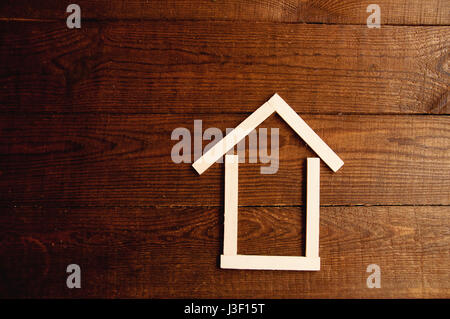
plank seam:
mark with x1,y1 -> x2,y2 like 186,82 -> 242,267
1,204 -> 449,209
0,17 -> 448,26
0,112 -> 448,116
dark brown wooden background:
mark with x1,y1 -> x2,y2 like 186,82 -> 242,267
0,1 -> 448,298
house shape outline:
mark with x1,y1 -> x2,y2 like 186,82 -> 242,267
193,93 -> 344,271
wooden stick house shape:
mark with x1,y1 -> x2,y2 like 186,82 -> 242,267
193,94 -> 344,271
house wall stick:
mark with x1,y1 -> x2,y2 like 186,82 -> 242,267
306,158 -> 320,258
269,94 -> 344,172
223,155 -> 239,256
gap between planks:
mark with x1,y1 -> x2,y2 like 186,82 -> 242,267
0,112 -> 448,116
1,204 -> 448,209
0,18 -> 448,27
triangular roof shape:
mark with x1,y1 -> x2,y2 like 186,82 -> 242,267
193,93 -> 344,174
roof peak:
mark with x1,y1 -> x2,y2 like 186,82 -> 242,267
192,93 -> 343,174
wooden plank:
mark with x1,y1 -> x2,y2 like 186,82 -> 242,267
0,21 -> 448,114
0,1 -> 448,25
306,158 -> 320,258
220,255 -> 320,271
223,155 -> 238,256
0,114 -> 448,206
0,205 -> 448,298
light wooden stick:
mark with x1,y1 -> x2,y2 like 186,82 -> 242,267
221,255 -> 320,271
223,155 -> 239,255
306,157 -> 320,258
270,94 -> 344,172
192,100 -> 275,175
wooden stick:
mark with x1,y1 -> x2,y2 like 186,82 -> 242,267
223,155 -> 239,255
270,94 -> 344,172
221,255 -> 320,271
192,100 -> 275,175
306,158 -> 320,258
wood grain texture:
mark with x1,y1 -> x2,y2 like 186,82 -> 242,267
0,21 -> 448,114
0,205 -> 448,298
0,2 -> 448,298
0,113 -> 448,206
0,0 -> 449,25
